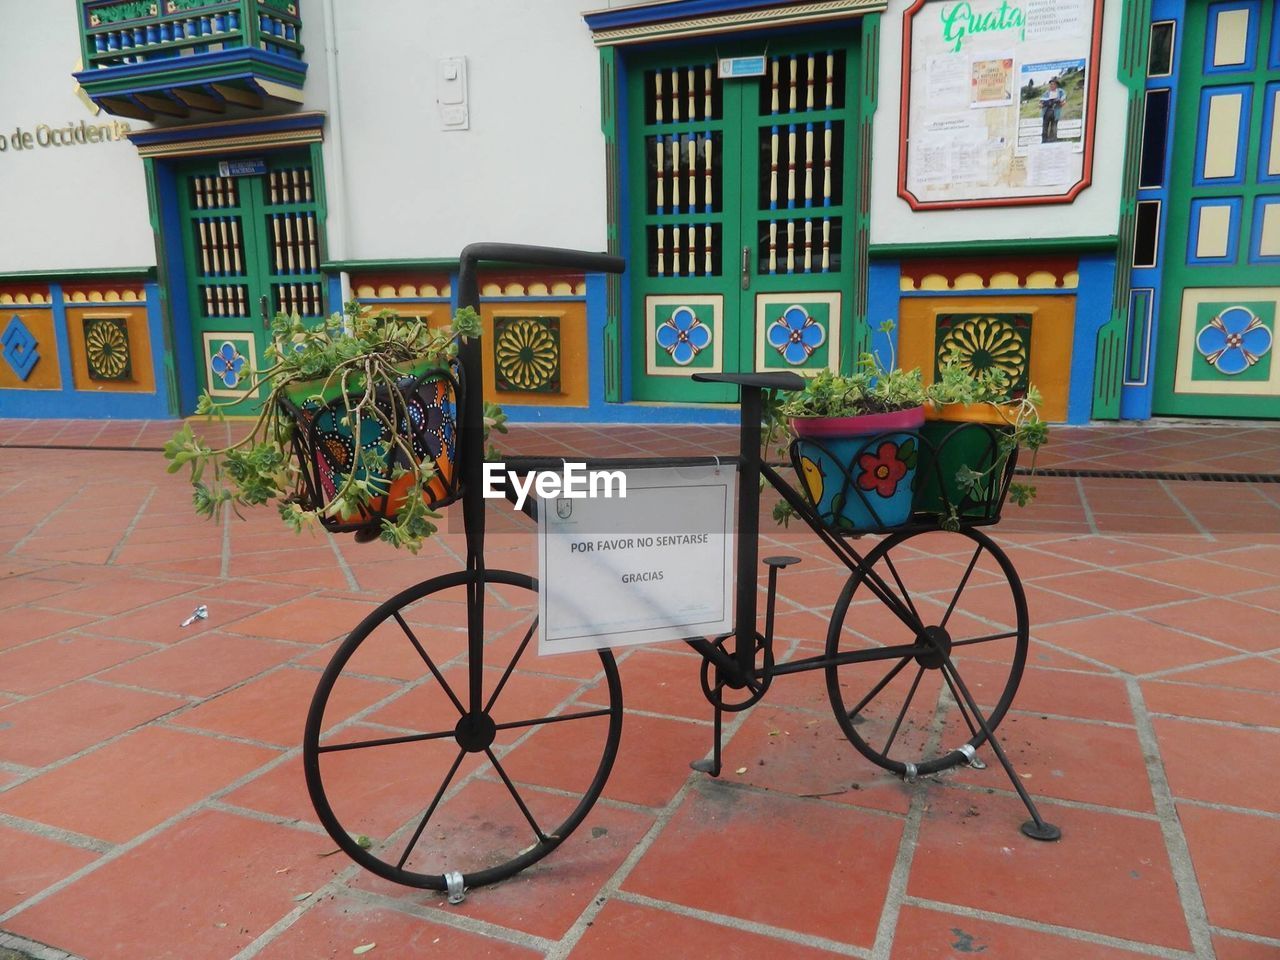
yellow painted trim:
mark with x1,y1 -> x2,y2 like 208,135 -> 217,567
1173,287 -> 1280,395
1213,7 -> 1251,66
952,273 -> 984,290
1203,93 -> 1243,179
988,272 -> 1020,289
1061,271 -> 1079,289
1259,204 -> 1280,258
588,0 -> 887,46
135,126 -> 323,159
1195,204 -> 1233,259
919,274 -> 950,291
1270,90 -> 1280,177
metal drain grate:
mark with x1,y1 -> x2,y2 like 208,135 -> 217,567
1018,467 -> 1280,483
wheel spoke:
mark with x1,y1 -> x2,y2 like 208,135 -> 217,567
951,630 -> 1019,648
396,748 -> 466,870
847,657 -> 910,718
882,665 -> 925,757
940,545 -> 983,629
486,748 -> 547,843
318,728 -> 456,754
394,611 -> 466,717
881,552 -> 921,626
941,668 -> 979,739
483,618 -> 537,714
492,708 -> 613,732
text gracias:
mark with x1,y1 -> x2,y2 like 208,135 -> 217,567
569,533 -> 710,583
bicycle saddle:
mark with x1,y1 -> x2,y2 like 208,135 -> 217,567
692,372 -> 805,391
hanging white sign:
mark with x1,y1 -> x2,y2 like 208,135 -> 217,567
537,465 -> 736,655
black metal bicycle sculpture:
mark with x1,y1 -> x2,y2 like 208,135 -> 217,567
302,243 -> 1060,897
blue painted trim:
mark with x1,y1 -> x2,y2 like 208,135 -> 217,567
585,272 -> 608,406
143,281 -> 171,414
898,288 -> 1078,298
1202,0 -> 1260,73
1070,253 -> 1116,424
501,403 -> 737,425
1260,81 -> 1280,183
326,275 -> 343,314
75,46 -> 306,84
1192,83 -> 1252,185
1187,196 -> 1243,264
616,48 -> 635,403
1,283 -> 174,419
1249,196 -> 1280,263
128,111 -> 324,147
360,297 -> 584,305
585,0 -> 780,32
865,259 -> 899,372
155,158 -> 200,414
1271,1 -> 1280,68
48,284 -> 76,392
1124,288 -> 1155,387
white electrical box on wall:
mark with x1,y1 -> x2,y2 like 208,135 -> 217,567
438,56 -> 469,131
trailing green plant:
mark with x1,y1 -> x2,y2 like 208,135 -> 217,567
164,301 -> 494,553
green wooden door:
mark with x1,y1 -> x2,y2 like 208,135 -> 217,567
178,150 -> 325,414
627,38 -> 859,403
1152,0 -> 1280,417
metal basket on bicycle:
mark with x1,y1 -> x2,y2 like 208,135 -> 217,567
789,419 -> 1018,534
277,358 -> 464,538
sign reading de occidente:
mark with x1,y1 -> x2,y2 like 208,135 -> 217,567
0,119 -> 133,153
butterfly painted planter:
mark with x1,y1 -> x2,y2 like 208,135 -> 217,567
279,359 -> 462,536
789,406 -> 925,534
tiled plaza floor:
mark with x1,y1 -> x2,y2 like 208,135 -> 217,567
0,419 -> 1278,959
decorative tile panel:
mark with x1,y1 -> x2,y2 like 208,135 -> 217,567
1175,288 -> 1280,395
645,295 -> 722,376
83,317 -> 133,381
933,313 -> 1032,394
201,331 -> 257,399
493,315 -> 561,393
2,314 -> 40,381
754,292 -> 841,373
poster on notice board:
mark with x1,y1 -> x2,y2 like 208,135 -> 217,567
899,0 -> 1104,208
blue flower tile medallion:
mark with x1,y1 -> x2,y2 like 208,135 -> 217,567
2,314 -> 40,381
1196,305 -> 1273,376
656,305 -> 713,366
210,340 -> 248,389
767,304 -> 826,365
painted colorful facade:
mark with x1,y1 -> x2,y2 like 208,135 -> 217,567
0,0 -> 1276,423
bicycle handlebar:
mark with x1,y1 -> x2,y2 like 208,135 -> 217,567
458,242 -> 625,277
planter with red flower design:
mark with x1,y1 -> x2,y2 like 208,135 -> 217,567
789,405 -> 925,533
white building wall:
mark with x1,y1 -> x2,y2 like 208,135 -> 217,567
869,0 -> 1127,245
327,0 -> 608,262
0,0 -> 156,272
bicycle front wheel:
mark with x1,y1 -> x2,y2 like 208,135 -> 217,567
825,527 -> 1028,777
303,569 -> 623,890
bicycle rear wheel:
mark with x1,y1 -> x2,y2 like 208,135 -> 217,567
303,568 -> 623,890
825,527 -> 1028,777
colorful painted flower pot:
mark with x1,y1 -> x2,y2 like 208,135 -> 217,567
791,406 -> 924,533
281,360 -> 460,532
916,417 -> 1012,521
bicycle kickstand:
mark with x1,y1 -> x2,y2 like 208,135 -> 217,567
690,701 -> 723,777
940,652 -> 1062,842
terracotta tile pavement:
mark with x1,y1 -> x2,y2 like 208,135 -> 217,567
1,423 -> 1279,958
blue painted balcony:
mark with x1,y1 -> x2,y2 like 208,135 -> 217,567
74,0 -> 307,121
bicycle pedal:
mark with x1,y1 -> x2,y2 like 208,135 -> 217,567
763,555 -> 801,568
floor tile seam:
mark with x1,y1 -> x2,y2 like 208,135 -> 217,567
1147,711 -> 1280,735
1171,796 -> 1280,821
899,897 -> 1198,959
157,720 -> 300,753
0,929 -> 86,960
1210,927 -> 1280,950
31,570 -> 223,617
203,799 -> 331,836
1125,679 -> 1217,960
0,813 -> 114,854
104,486 -> 157,567
239,886 -> 558,960
928,778 -> 1163,821
0,744 -> 332,925
1141,648 -> 1280,682
1002,706 -> 1137,729
221,502 -> 233,579
1120,612 -> 1280,661
1074,477 -> 1102,536
3,481 -> 87,557
0,761 -> 33,777
0,647 -> 185,703
605,890 -> 870,958
1157,480 -> 1217,543
539,707 -> 760,960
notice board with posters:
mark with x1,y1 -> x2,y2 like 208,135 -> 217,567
898,0 -> 1105,209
